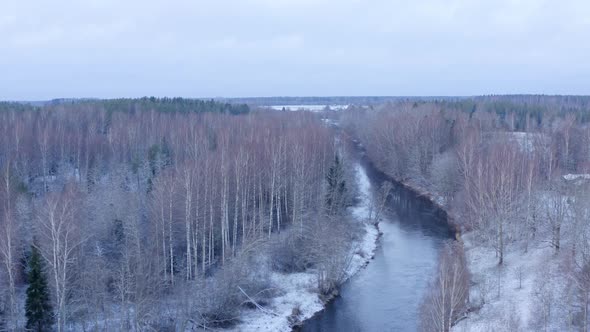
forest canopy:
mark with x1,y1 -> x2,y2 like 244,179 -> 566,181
1,97 -> 250,115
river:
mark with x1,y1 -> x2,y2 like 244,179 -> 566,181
301,153 -> 454,332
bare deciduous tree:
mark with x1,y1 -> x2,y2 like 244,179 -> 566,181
419,242 -> 469,332
0,161 -> 20,328
36,185 -> 84,332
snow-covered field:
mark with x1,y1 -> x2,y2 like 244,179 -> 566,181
266,105 -> 349,112
454,233 -> 568,332
231,164 -> 379,331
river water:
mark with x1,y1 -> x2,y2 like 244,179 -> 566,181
301,155 -> 453,332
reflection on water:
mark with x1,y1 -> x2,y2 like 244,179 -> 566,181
301,158 -> 452,332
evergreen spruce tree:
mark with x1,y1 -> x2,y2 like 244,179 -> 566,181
25,245 -> 53,332
0,301 -> 5,331
325,154 -> 347,215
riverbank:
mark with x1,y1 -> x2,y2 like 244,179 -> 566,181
393,175 -> 570,331
230,164 -> 380,332
352,138 -> 458,234
364,158 -> 460,235
374,164 -> 569,331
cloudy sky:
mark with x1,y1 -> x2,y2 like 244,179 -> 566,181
1,0 -> 589,99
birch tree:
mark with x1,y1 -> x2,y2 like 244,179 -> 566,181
419,242 -> 469,332
0,162 -> 20,328
36,185 -> 84,332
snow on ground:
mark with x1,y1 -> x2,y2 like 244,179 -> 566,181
564,173 -> 590,181
231,164 -> 379,332
346,163 -> 380,278
231,272 -> 324,332
453,232 -> 568,332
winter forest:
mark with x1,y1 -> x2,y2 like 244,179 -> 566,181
1,95 -> 590,331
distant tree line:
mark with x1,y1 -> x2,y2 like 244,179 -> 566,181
0,97 -> 249,115
47,97 -> 250,115
437,95 -> 590,128
0,102 -> 39,113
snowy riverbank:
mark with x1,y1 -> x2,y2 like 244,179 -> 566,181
230,164 -> 380,331
387,174 -> 568,331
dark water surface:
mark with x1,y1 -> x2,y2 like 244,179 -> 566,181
301,156 -> 453,332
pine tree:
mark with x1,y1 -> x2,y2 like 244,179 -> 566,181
25,245 -> 54,332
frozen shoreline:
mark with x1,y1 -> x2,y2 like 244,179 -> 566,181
230,164 -> 380,332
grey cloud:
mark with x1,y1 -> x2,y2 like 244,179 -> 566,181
1,0 -> 589,99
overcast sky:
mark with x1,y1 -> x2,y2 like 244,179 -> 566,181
1,0 -> 589,100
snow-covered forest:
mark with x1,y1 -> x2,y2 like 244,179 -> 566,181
342,96 -> 590,331
0,99 -> 375,331
2,95 -> 590,331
